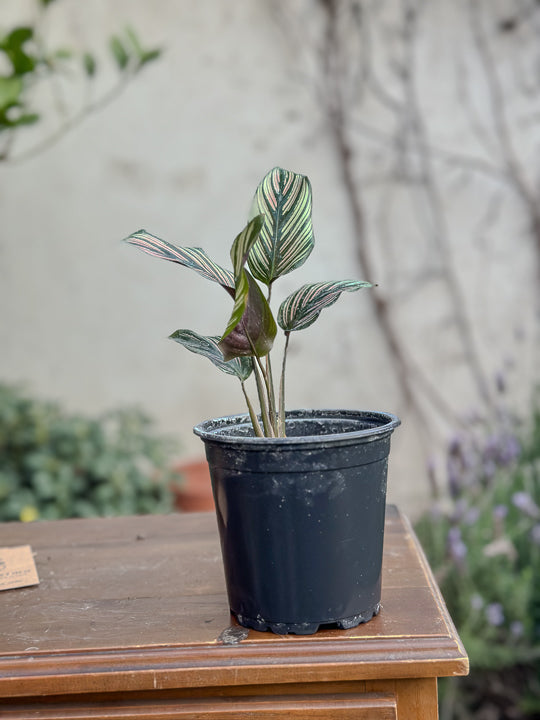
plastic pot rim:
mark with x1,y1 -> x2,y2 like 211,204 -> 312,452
193,408 -> 400,447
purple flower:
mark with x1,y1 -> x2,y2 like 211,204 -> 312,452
512,492 -> 540,519
451,498 -> 468,523
510,621 -> 524,637
464,506 -> 480,525
447,526 -> 467,566
531,524 -> 540,545
485,603 -> 505,627
447,460 -> 463,499
483,433 -> 520,468
493,504 -> 508,521
470,594 -> 484,611
483,459 -> 497,480
499,435 -> 520,465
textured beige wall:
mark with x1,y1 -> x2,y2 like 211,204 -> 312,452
1,1 -> 538,516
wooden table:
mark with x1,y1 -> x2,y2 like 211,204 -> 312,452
0,506 -> 468,719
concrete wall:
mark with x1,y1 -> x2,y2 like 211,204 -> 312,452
1,0 -> 538,516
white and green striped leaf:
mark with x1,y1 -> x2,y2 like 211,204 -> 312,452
169,330 -> 253,381
278,280 -> 373,332
248,167 -> 314,285
125,230 -> 234,289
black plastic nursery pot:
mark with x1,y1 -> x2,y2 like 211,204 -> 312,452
194,409 -> 400,635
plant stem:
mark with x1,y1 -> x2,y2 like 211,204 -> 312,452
254,354 -> 278,436
241,381 -> 264,437
252,358 -> 275,437
278,332 -> 291,436
262,282 -> 280,435
243,325 -> 275,437
265,354 -> 279,436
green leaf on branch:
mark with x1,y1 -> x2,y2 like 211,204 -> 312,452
9,111 -> 39,127
83,52 -> 96,77
169,330 -> 253,381
124,230 -> 235,289
110,35 -> 129,70
0,27 -> 37,75
125,26 -> 144,56
248,166 -> 314,285
278,280 -> 374,332
139,49 -> 161,67
0,77 -> 23,110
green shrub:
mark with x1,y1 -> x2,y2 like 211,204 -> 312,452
0,383 -> 177,521
415,401 -> 540,719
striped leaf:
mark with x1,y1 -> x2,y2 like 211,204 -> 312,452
248,167 -> 314,285
169,330 -> 253,381
125,230 -> 234,289
278,280 -> 373,332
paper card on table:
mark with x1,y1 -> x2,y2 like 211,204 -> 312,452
0,545 -> 39,591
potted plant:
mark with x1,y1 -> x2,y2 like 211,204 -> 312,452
125,167 -> 400,634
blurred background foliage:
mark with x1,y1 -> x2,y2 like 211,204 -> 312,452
0,0 -> 160,161
0,1 -> 173,521
415,389 -> 540,719
0,383 -> 177,521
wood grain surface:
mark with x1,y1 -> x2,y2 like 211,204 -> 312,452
0,506 -> 467,718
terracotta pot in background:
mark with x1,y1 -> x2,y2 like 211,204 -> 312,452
171,459 -> 215,512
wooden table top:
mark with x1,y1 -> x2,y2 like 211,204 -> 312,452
0,506 -> 468,698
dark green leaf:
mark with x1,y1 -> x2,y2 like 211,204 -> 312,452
5,27 -> 34,47
123,26 -> 161,69
83,52 -> 96,77
1,27 -> 36,75
169,330 -> 253,381
110,36 -> 129,70
219,216 -> 277,360
10,112 -> 39,127
219,271 -> 277,360
231,214 -> 264,272
125,230 -> 234,289
248,167 -> 314,285
139,49 -> 161,67
221,215 -> 265,335
278,280 -> 373,332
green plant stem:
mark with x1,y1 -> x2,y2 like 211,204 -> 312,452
262,283 -> 280,436
278,331 -> 291,437
241,381 -> 264,437
244,325 -> 275,437
252,358 -> 275,437
254,353 -> 278,436
265,354 -> 279,436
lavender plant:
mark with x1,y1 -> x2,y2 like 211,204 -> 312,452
415,398 -> 540,719
125,167 -> 373,437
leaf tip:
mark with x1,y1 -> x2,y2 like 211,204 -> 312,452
123,229 -> 145,244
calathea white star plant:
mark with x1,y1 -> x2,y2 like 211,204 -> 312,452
125,167 -> 373,438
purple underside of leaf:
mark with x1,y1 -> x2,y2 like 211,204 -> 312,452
218,273 -> 277,361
